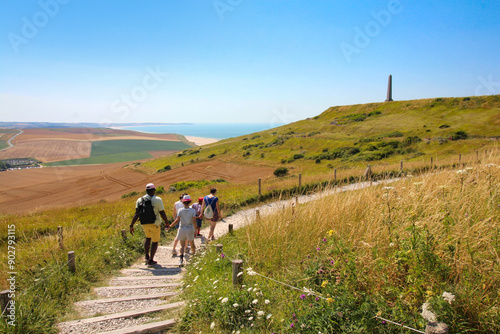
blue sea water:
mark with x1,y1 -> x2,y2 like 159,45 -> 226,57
117,123 -> 279,140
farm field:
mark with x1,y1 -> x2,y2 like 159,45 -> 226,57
0,128 -> 192,163
0,160 -> 274,215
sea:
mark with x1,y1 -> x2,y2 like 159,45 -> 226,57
116,123 -> 280,140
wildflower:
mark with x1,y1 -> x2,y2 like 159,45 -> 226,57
300,294 -> 306,300
252,299 -> 259,304
233,303 -> 239,307
193,275 -> 199,282
322,238 -> 327,242
321,280 -> 329,288
215,258 -> 220,261
213,280 -> 219,285
267,313 -> 272,319
221,253 -> 225,258
248,317 -> 253,321
426,290 -> 434,297
413,182 -> 424,186
265,299 -> 270,304
253,287 -> 258,292
303,287 -> 314,295
456,169 -> 467,175
383,187 -> 394,190
237,272 -> 243,277
301,324 -> 306,328
421,302 -> 437,322
218,297 -> 223,300
246,267 -> 257,276
315,297 -> 319,301
247,287 -> 253,292
486,163 -> 497,168
466,167 -> 473,170
442,291 -> 456,304
221,297 -> 229,303
330,260 -> 334,265
328,230 -> 334,236
290,323 -> 294,328
245,310 -> 251,314
257,311 -> 265,316
327,298 -> 334,303
406,174 -> 414,178
316,247 -> 320,251
210,322 -> 215,329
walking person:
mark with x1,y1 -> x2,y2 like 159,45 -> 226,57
166,195 -> 197,266
130,183 -> 168,266
192,197 -> 204,237
170,193 -> 187,256
201,187 -> 222,241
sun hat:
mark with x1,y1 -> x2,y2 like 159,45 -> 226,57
198,197 -> 204,201
146,183 -> 156,189
182,195 -> 192,202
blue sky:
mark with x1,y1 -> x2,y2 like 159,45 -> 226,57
1,0 -> 499,125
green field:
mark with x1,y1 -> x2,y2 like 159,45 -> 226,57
45,139 -> 192,166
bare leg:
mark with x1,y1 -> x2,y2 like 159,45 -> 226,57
208,220 -> 216,240
189,240 -> 196,254
144,238 -> 151,261
150,242 -> 158,262
172,237 -> 179,252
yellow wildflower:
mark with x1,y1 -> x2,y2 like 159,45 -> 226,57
321,281 -> 329,288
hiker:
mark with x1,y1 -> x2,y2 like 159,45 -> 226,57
170,193 -> 187,256
192,197 -> 204,237
201,187 -> 221,241
130,183 -> 168,266
166,194 -> 197,266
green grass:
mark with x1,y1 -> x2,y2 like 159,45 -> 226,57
45,139 -> 192,166
179,160 -> 500,333
144,95 -> 500,175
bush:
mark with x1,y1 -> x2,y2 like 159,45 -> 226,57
208,154 -> 216,158
451,130 -> 468,140
274,167 -> 289,177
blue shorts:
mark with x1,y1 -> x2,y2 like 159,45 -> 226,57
196,218 -> 202,228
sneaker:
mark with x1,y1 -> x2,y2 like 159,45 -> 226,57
179,258 -> 184,267
171,249 -> 177,257
147,260 -> 157,266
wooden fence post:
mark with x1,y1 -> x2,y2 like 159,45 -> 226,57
255,209 -> 260,220
57,226 -> 64,250
425,321 -> 449,334
295,196 -> 299,205
0,290 -> 10,316
228,224 -> 233,234
476,150 -> 479,162
68,251 -> 76,273
232,259 -> 244,287
298,173 -> 302,187
334,168 -> 337,184
364,164 -> 372,182
121,229 -> 127,240
258,178 -> 261,196
400,160 -> 403,172
431,157 -> 433,169
459,153 -> 462,167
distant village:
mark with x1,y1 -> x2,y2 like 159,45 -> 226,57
0,158 -> 41,171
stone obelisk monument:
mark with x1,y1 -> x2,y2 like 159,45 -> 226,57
385,75 -> 393,102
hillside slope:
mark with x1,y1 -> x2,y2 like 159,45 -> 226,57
145,95 -> 500,175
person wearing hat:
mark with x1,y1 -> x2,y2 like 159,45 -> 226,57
166,194 -> 197,266
191,197 -> 204,237
130,183 -> 168,266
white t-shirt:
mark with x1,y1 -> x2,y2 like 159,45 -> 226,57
177,207 -> 196,230
174,200 -> 184,218
135,195 -> 165,226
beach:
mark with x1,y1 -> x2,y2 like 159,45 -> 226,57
184,136 -> 219,146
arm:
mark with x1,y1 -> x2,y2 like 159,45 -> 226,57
129,212 -> 139,235
216,200 -> 222,221
159,210 -> 169,224
166,216 -> 180,230
173,203 -> 177,218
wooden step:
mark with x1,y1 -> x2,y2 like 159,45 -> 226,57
94,283 -> 180,292
76,292 -> 176,305
97,319 -> 176,334
60,301 -> 185,326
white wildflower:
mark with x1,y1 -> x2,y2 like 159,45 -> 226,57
193,275 -> 199,282
233,303 -> 239,308
246,267 -> 257,276
421,302 -> 437,322
257,311 -> 265,316
213,280 -> 219,285
242,285 -> 246,288
442,291 -> 455,304
466,167 -> 473,170
253,288 -> 258,292
248,316 -> 254,321
245,309 -> 251,314
252,299 -> 259,304
218,297 -> 223,300
237,271 -> 244,277
456,169 -> 467,175
265,299 -> 270,304
267,313 -> 272,319
303,287 -> 314,295
221,297 -> 229,304
383,187 -> 395,190
247,287 -> 253,292
485,163 -> 497,168
210,322 -> 215,329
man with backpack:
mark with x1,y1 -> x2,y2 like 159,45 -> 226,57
130,183 -> 169,266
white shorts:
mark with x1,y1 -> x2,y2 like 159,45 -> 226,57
176,228 -> 195,241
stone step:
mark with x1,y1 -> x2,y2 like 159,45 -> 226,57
111,275 -> 182,282
60,302 -> 184,327
76,292 -> 177,305
97,319 -> 177,334
121,268 -> 182,276
95,283 -> 180,291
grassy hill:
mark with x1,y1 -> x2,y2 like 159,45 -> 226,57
145,95 -> 500,175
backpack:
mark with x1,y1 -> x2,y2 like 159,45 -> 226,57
137,196 -> 156,224
203,196 -> 214,219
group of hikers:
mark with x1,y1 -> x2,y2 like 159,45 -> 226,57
129,183 -> 221,266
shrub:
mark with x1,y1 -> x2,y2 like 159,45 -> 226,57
293,154 -> 304,160
274,167 -> 289,177
451,130 -> 468,140
439,124 -> 450,129
208,154 -> 216,158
